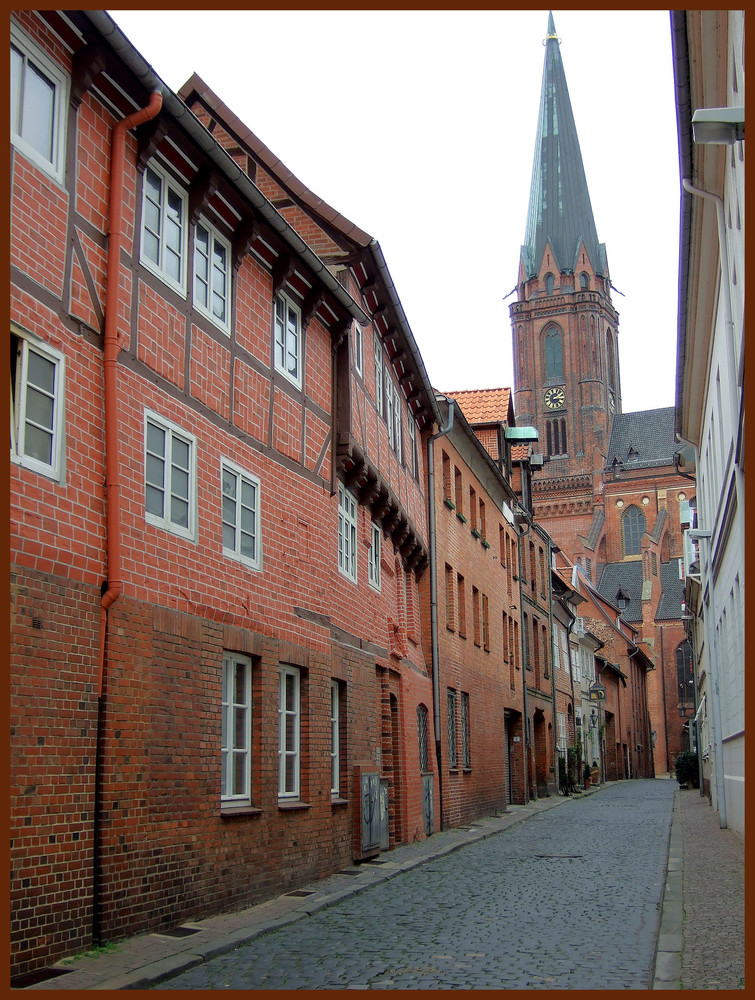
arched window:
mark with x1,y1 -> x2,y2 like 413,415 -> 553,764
544,327 -> 563,379
580,271 -> 589,290
621,505 -> 646,557
606,330 -> 616,390
676,641 -> 694,710
544,272 -> 555,295
416,704 -> 429,772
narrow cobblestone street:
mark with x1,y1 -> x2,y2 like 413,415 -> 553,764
155,780 -> 674,990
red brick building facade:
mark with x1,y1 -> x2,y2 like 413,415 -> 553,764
10,10 -> 444,978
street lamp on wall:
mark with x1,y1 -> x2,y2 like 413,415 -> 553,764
589,708 -> 598,729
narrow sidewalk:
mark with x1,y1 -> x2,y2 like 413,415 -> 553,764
653,785 -> 744,990
21,792 -> 578,991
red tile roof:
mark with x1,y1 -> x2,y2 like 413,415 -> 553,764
445,387 -> 511,425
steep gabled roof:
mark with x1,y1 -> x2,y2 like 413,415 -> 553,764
522,12 -> 606,279
606,408 -> 677,471
445,387 -> 512,425
595,561 -> 644,622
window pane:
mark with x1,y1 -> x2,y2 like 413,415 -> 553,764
240,530 -> 255,561
145,483 -> 164,517
285,714 -> 296,750
23,424 -> 52,465
170,496 -> 189,528
22,60 -> 55,162
285,755 -> 296,793
234,663 -> 246,704
24,385 -> 54,431
222,521 -> 235,550
220,750 -> 227,796
172,437 -> 190,471
146,421 -> 165,455
222,469 -> 237,498
234,707 -> 247,749
27,350 -> 56,395
233,752 -> 245,795
146,453 -> 165,488
285,673 -> 297,712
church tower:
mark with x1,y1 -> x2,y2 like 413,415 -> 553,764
511,12 -> 621,552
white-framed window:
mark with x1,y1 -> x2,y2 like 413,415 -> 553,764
385,364 -> 394,446
10,330 -> 65,480
10,22 -> 68,184
338,481 -> 358,582
278,665 -> 300,798
374,336 -> 384,416
557,711 -> 567,751
352,321 -> 363,376
273,291 -> 302,388
140,161 -> 188,293
221,652 -> 252,807
144,410 -> 196,539
393,382 -> 403,458
194,218 -> 231,333
407,415 -> 418,477
461,692 -> 471,768
447,689 -> 458,769
221,459 -> 261,570
330,680 -> 341,795
368,522 -> 382,591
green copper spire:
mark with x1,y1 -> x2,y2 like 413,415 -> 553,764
522,12 -> 606,278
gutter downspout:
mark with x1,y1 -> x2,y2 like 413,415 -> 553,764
94,89 -> 163,945
427,398 -> 454,831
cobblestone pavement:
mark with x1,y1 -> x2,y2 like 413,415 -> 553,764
155,780 -> 675,990
678,789 -> 744,990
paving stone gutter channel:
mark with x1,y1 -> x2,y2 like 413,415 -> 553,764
19,784 -> 693,992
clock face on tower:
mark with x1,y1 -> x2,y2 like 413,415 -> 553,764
543,386 -> 566,410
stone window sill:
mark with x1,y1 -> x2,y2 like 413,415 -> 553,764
221,806 -> 262,818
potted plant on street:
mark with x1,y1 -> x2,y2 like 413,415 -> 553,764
583,762 -> 591,788
674,749 -> 700,789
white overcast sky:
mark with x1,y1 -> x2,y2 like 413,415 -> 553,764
109,9 -> 681,413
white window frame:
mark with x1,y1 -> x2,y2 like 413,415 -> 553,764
393,382 -> 403,459
140,161 -> 188,294
338,481 -> 358,582
11,330 -> 65,480
273,290 -> 302,388
220,458 -> 262,570
221,652 -> 252,807
193,217 -> 232,334
374,336 -> 384,416
144,409 -> 196,540
557,711 -> 567,751
352,321 -> 363,376
330,680 -> 341,796
385,363 -> 394,447
278,665 -> 301,799
368,522 -> 382,591
408,415 -> 418,477
10,22 -> 68,184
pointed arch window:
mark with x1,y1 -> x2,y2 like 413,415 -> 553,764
544,327 -> 563,379
580,272 -> 589,290
621,505 -> 646,557
544,272 -> 555,295
606,330 -> 616,391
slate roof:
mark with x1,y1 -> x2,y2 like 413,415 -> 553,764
596,557 -> 685,623
606,407 -> 678,471
596,561 -> 644,622
445,388 -> 511,425
522,12 -> 606,278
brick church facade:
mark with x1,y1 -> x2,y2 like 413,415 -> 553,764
509,12 -> 690,778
